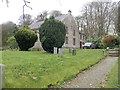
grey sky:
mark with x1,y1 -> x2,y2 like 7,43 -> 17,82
0,0 -> 119,24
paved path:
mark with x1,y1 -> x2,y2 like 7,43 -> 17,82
62,56 -> 118,88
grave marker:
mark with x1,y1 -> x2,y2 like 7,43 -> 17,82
69,48 -> 72,53
0,64 -> 5,89
72,49 -> 76,56
54,47 -> 57,54
58,48 -> 64,57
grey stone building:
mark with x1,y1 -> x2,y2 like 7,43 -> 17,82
29,10 -> 82,50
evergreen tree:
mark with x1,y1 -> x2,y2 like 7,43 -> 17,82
39,17 -> 66,53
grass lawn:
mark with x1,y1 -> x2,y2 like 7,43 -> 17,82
2,49 -> 106,88
105,56 -> 120,88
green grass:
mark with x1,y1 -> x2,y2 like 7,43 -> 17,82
105,56 -> 120,88
2,49 -> 106,88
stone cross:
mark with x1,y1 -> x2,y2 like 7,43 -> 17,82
54,47 -> 57,54
0,64 -> 5,89
72,49 -> 76,56
58,48 -> 64,57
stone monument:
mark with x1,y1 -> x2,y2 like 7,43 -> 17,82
54,47 -> 57,54
0,64 -> 5,89
72,49 -> 76,56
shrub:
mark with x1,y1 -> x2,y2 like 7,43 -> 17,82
101,35 -> 117,48
114,36 -> 120,47
7,36 -> 18,49
39,17 -> 66,53
15,26 -> 37,51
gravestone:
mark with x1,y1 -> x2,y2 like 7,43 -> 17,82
72,49 -> 76,56
0,64 -> 5,89
69,48 -> 72,53
54,47 -> 57,54
58,48 -> 64,57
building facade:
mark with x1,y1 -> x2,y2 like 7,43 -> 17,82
29,10 -> 81,49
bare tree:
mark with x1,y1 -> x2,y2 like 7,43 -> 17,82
18,14 -> 33,26
76,1 -> 115,39
1,0 -> 9,7
49,10 -> 62,17
23,0 -> 32,23
36,11 -> 48,21
1,21 -> 18,46
118,1 -> 120,35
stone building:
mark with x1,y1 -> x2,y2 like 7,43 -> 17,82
29,10 -> 83,49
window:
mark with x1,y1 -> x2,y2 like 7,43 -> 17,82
73,38 -> 76,45
73,30 -> 75,36
80,34 -> 82,40
65,37 -> 68,44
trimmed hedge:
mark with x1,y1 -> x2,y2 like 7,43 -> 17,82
15,26 -> 37,51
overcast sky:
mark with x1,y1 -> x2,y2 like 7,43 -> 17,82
0,0 -> 119,24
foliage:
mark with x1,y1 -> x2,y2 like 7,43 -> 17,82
101,35 -> 118,48
86,37 -> 103,49
7,36 -> 18,49
39,17 -> 66,53
2,49 -> 106,88
1,21 -> 18,46
114,36 -> 120,47
15,26 -> 37,51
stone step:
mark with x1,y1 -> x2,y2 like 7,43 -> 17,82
108,49 -> 119,57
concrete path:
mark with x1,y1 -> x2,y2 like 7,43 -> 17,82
62,56 -> 118,88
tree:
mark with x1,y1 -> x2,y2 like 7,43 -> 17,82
109,2 -> 119,35
15,26 -> 37,51
39,17 -> 66,53
1,21 -> 18,46
49,10 -> 62,17
7,36 -> 18,49
36,11 -> 48,21
76,1 -> 116,39
1,0 -> 9,7
18,14 -> 33,26
101,35 -> 117,48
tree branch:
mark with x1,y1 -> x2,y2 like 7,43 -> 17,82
2,0 -> 9,7
23,0 -> 32,10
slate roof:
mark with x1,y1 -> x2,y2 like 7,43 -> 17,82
29,14 -> 68,30
29,21 -> 44,30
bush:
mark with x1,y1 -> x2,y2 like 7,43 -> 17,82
39,17 -> 66,53
114,36 -> 120,47
101,35 -> 118,48
7,36 -> 18,49
15,26 -> 37,51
